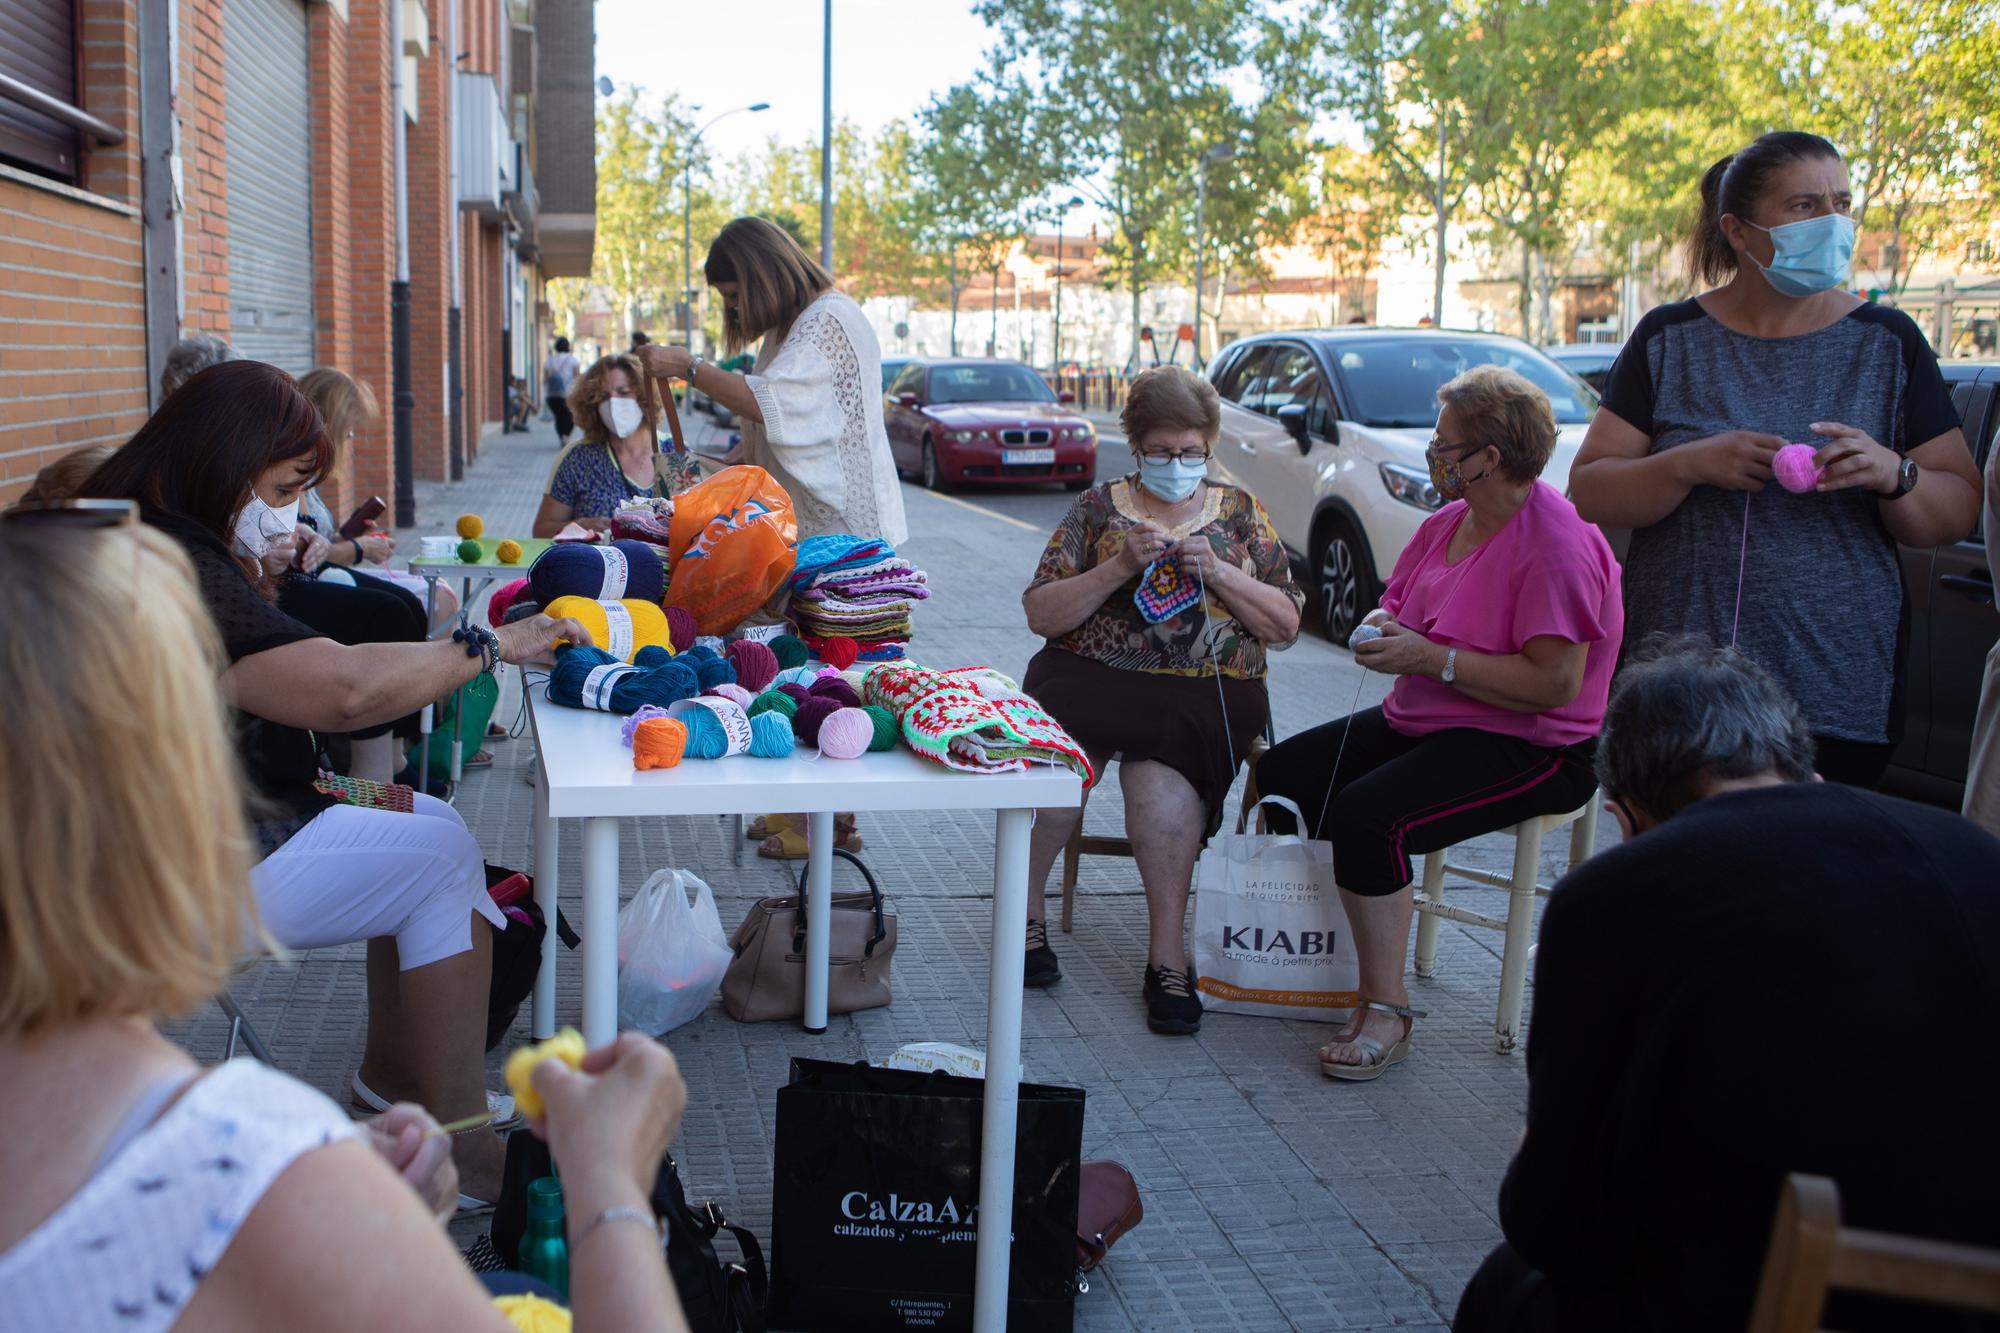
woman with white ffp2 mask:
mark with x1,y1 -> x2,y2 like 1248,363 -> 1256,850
533,352 -> 703,538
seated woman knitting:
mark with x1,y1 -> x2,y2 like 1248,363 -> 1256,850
533,353 -> 701,538
1017,365 -> 1303,1036
85,360 -> 592,1205
0,507 -> 692,1331
1257,366 -> 1623,1083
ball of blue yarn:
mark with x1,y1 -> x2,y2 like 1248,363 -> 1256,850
772,665 -> 820,690
674,643 -> 738,691
546,646 -> 699,714
681,706 -> 731,759
529,539 -> 665,605
749,710 -> 796,757
1347,623 -> 1384,651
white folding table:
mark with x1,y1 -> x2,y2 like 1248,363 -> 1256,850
526,686 -> 1083,1333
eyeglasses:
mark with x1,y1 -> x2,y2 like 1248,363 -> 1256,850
1426,436 -> 1492,459
3,498 -> 138,529
1136,448 -> 1212,464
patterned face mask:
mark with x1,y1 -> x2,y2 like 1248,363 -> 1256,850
1424,440 -> 1492,503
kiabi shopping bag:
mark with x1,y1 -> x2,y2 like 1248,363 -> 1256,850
1193,796 -> 1359,1022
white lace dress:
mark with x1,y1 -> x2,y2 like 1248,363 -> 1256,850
743,290 -> 909,545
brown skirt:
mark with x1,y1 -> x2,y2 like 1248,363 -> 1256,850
1022,647 -> 1269,838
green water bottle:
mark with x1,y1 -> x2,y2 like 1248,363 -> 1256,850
522,1175 -> 570,1301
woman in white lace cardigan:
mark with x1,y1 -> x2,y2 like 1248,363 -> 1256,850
640,215 -> 908,546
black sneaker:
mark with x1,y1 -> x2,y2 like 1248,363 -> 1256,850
1024,918 -> 1061,988
1142,964 -> 1203,1035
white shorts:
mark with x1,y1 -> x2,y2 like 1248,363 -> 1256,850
251,792 -> 504,970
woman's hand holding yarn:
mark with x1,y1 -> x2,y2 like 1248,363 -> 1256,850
1119,520 -> 1168,577
1808,421 -> 1903,495
531,1033 -> 687,1212
1352,619 -> 1440,677
1677,430 -> 1787,492
1169,536 -> 1222,582
495,612 -> 595,666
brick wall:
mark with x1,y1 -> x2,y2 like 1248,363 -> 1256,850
340,0 -> 399,513
0,0 -> 148,503
178,0 -> 230,333
407,1 -> 452,483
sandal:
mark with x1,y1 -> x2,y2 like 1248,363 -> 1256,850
485,721 -> 509,740
463,748 -> 495,770
746,813 -> 793,841
756,824 -> 866,861
1319,999 -> 1425,1082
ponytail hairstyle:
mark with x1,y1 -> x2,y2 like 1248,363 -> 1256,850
1685,131 -> 1842,286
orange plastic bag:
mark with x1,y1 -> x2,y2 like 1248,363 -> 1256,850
666,465 -> 798,635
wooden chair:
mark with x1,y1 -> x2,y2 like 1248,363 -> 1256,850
1410,792 -> 1601,1054
1058,735 -> 1270,934
1746,1173 -> 2000,1332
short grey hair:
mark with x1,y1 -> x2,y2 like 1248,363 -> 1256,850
160,332 -> 237,399
1596,638 -> 1816,818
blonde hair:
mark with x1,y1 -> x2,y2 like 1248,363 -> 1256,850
703,216 -> 835,355
297,367 -> 380,464
567,354 -> 662,448
1120,365 -> 1222,451
1436,365 -> 1559,482
0,522 -> 260,1036
22,445 -> 117,503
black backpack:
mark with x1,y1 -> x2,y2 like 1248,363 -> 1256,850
491,1129 -> 767,1333
482,866 -> 580,1053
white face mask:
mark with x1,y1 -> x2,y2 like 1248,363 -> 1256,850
234,494 -> 299,558
600,397 -> 645,439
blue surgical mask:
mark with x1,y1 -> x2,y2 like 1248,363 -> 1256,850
1136,454 -> 1207,504
1745,213 -> 1857,299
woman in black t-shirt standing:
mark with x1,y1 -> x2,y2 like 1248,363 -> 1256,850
87,362 -> 590,1207
1569,131 -> 1979,786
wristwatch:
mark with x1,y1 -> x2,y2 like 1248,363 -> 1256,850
1441,648 -> 1458,685
1884,455 -> 1919,501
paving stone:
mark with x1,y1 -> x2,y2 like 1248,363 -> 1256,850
1240,1245 -> 1445,1330
1104,1256 -> 1295,1331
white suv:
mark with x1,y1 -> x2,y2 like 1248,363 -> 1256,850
1204,329 -> 1600,640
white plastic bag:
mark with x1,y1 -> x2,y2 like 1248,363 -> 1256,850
1192,796 -> 1359,1023
616,869 -> 732,1034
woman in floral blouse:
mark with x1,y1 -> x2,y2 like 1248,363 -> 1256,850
1017,365 -> 1302,1035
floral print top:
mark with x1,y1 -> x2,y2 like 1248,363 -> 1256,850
544,439 -> 702,522
1026,476 -> 1302,679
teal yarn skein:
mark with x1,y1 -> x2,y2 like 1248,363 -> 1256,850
770,634 -> 810,670
749,710 -> 796,757
680,706 -> 731,759
861,704 -> 899,752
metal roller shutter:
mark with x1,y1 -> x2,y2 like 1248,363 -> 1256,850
0,0 -> 80,179
224,0 -> 315,373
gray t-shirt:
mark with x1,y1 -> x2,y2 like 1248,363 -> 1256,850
1601,300 -> 1958,743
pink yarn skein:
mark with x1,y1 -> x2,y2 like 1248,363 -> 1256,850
818,707 -> 875,759
1773,443 -> 1823,494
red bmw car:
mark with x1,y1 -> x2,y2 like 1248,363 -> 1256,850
883,358 -> 1097,491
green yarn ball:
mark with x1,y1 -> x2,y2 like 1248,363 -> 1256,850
862,704 -> 899,752
770,634 -> 810,670
456,537 -> 484,563
749,689 -> 799,721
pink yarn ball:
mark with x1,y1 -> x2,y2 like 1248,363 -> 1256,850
488,577 -> 531,627
818,707 -> 875,759
1773,443 -> 1822,494
704,683 -> 756,709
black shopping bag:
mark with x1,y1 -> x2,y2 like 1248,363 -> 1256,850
768,1058 -> 1083,1333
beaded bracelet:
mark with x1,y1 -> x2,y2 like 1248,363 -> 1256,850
452,624 -> 499,674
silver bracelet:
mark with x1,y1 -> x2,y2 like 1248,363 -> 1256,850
572,1204 -> 661,1250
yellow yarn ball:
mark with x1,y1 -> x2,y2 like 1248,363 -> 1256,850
542,596 -> 674,662
496,538 -> 524,564
457,513 -> 485,539
494,1293 -> 573,1332
504,1026 -> 586,1121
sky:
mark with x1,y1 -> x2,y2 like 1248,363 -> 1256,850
592,0 -> 995,165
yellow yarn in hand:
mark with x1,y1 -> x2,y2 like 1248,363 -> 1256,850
496,538 -> 524,564
457,513 -> 485,539
541,596 -> 673,662
494,1293 -> 573,1332
504,1026 -> 586,1121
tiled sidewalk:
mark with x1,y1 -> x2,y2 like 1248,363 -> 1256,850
167,414 -> 1614,1331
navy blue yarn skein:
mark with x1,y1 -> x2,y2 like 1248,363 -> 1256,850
547,645 -> 700,714
529,539 -> 666,605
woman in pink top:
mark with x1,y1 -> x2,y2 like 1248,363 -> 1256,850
1258,366 -> 1623,1082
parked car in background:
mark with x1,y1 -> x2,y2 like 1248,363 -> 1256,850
880,355 -> 913,392
1204,328 -> 1599,641
1545,342 -> 1621,392
1889,360 -> 2000,807
883,359 -> 1097,491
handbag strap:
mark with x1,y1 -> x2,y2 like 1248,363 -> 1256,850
790,847 -> 889,958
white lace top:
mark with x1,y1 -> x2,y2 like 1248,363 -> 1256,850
0,1060 -> 360,1332
743,290 -> 910,545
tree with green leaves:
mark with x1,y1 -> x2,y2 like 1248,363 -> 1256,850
970,0 -> 1330,366
1304,146 -> 1398,323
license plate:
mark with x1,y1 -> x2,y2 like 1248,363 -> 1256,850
1002,448 -> 1056,465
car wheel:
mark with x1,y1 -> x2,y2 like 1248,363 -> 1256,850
922,438 -> 948,492
1312,516 -> 1377,643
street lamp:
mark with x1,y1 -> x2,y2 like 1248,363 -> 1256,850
684,102 -> 770,353
1052,195 -> 1083,370
1192,142 -> 1236,369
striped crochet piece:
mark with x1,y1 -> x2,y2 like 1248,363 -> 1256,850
869,662 -> 1091,780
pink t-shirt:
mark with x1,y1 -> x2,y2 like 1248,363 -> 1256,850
1379,481 -> 1623,747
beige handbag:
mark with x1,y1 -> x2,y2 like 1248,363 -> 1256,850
721,849 -> 897,1023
